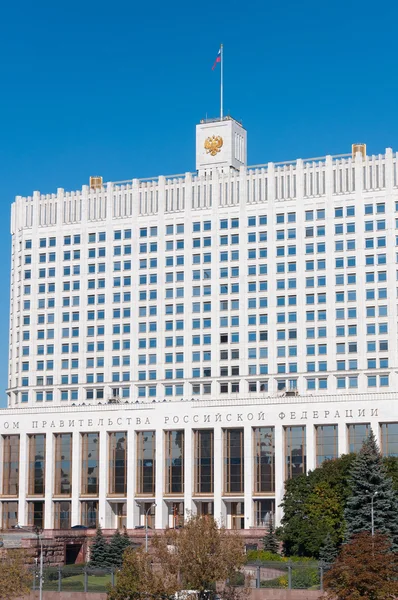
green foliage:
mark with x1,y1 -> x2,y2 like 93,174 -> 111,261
383,456 -> 398,491
279,453 -> 356,557
245,550 -> 315,564
291,566 -> 319,589
108,529 -> 132,567
260,566 -> 320,590
90,525 -> 111,568
344,430 -> 398,548
246,550 -> 283,562
262,514 -> 279,554
319,532 -> 337,566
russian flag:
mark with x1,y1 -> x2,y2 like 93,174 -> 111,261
212,48 -> 221,71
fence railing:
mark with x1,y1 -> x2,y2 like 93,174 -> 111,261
32,561 -> 331,593
243,561 -> 329,591
32,565 -> 117,593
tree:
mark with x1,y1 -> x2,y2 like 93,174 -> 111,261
279,453 -> 356,557
319,532 -> 337,567
262,514 -> 279,554
344,430 -> 398,547
324,532 -> 398,600
108,529 -> 132,567
109,515 -> 248,600
90,524 -> 111,567
0,551 -> 31,600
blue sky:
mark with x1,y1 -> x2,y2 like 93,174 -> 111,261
0,0 -> 397,406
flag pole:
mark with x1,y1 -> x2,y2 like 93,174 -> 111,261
220,43 -> 224,120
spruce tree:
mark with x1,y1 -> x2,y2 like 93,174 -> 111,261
262,514 -> 279,554
90,524 -> 111,567
319,532 -> 338,566
344,429 -> 398,548
121,527 -> 132,552
109,529 -> 131,567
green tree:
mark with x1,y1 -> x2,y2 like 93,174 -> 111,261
344,430 -> 398,547
262,514 -> 279,554
108,528 -> 132,567
324,532 -> 398,600
90,524 -> 111,567
380,455 -> 398,492
319,532 -> 338,567
279,453 -> 356,557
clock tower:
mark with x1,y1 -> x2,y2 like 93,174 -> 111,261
196,116 -> 247,174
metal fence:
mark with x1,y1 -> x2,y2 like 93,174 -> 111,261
243,561 -> 328,591
32,561 -> 329,593
31,565 -> 117,593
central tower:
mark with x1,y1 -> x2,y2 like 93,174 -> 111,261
196,116 -> 247,174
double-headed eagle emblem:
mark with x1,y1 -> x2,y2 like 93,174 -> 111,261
204,135 -> 223,156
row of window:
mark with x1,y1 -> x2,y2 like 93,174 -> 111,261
3,424 -> 397,502
16,369 -> 391,402
22,200 -> 398,252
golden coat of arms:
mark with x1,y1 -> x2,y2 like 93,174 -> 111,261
204,135 -> 223,156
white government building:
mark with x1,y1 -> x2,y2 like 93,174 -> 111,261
1,116 -> 398,535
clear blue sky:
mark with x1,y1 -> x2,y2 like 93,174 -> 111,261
0,0 -> 397,406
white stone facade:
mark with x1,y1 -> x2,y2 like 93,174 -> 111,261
4,117 -> 398,532
8,121 -> 398,408
0,394 -> 394,531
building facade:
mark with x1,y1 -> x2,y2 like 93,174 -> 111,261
0,395 -> 396,532
2,117 -> 398,534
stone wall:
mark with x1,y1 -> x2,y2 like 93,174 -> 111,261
7,528 -> 267,567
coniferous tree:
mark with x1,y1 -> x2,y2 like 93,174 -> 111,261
344,430 -> 398,548
121,527 -> 133,553
109,529 -> 132,567
90,524 -> 111,567
319,532 -> 338,567
262,514 -> 279,554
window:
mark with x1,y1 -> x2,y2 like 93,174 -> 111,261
316,425 -> 338,466
285,426 -> 306,479
164,430 -> 184,494
224,429 -> 244,493
253,427 -> 275,493
109,432 -> 127,495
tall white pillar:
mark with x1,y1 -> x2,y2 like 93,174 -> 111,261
306,423 -> 315,473
244,425 -> 253,529
155,430 -> 167,528
126,430 -> 135,529
18,433 -> 27,525
184,429 -> 193,518
44,432 -> 54,529
274,424 -> 284,526
71,432 -> 80,526
213,427 -> 226,526
98,430 -> 107,529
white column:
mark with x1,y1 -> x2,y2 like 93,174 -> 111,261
184,429 -> 193,517
274,424 -> 284,527
126,430 -> 135,529
155,430 -> 167,529
338,420 -> 347,456
71,432 -> 80,526
306,423 -> 316,473
44,432 -> 54,529
98,430 -> 107,529
18,433 -> 27,525
243,425 -> 253,529
213,427 -> 225,526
